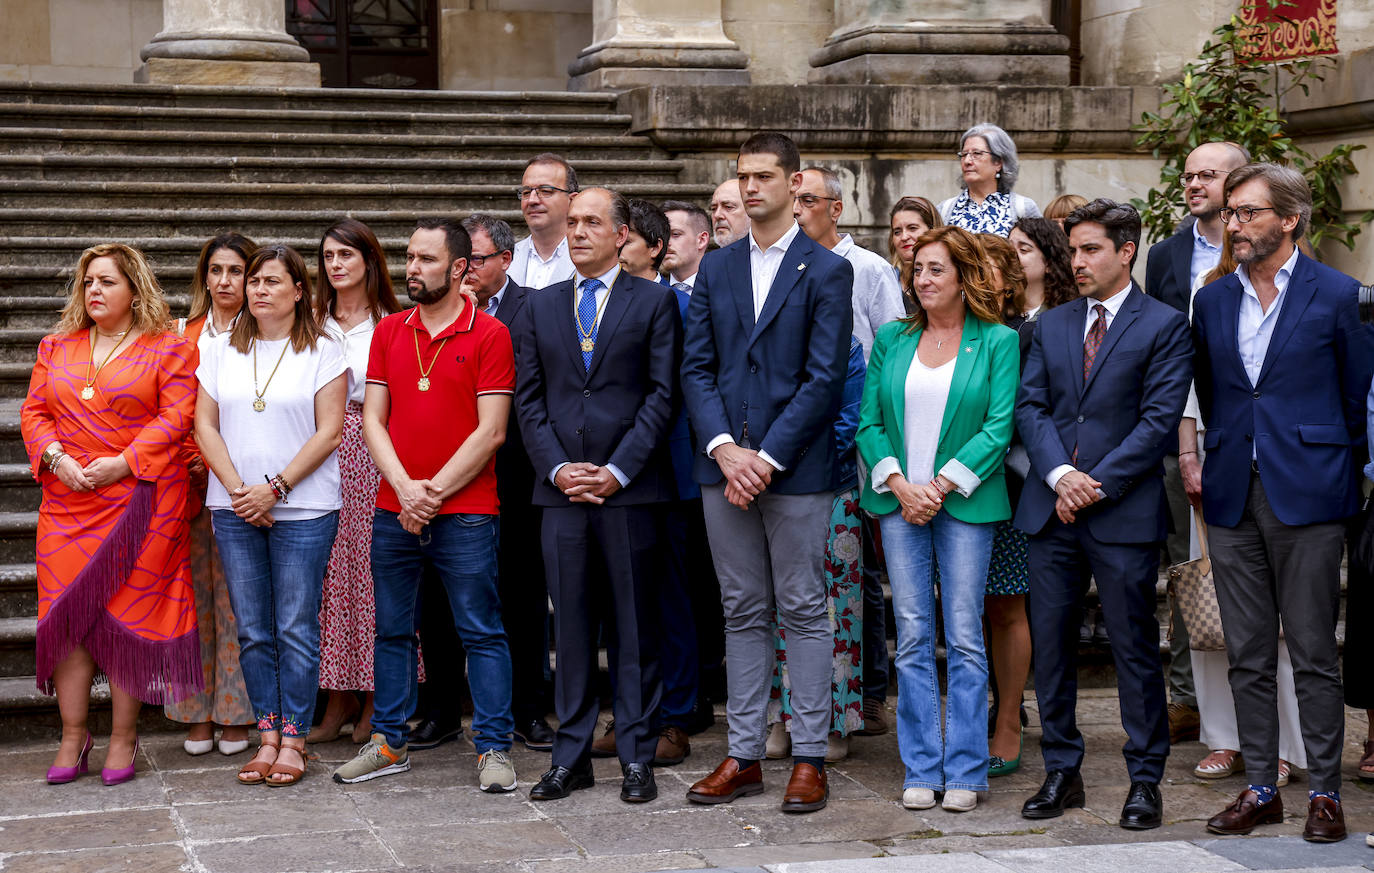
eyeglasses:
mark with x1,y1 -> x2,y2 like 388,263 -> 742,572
516,185 -> 571,201
1182,169 -> 1229,185
1219,206 -> 1277,223
794,193 -> 840,208
956,149 -> 993,160
467,251 -> 505,268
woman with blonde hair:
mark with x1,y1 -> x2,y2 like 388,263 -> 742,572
857,226 -> 1019,813
23,243 -> 200,785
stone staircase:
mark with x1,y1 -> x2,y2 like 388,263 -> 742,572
0,80 -> 713,735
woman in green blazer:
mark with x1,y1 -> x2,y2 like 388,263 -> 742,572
856,225 -> 1019,813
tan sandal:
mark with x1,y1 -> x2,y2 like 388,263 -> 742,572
237,740 -> 280,785
1194,749 -> 1243,779
265,743 -> 306,787
1359,739 -> 1374,783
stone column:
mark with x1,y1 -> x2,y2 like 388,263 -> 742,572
568,0 -> 749,91
809,0 -> 1069,86
138,0 -> 320,87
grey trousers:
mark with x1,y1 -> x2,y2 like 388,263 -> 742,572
1209,473 -> 1346,791
1162,453 -> 1197,707
701,484 -> 833,759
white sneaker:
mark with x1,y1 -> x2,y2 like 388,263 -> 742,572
1366,832 -> 1373,848
943,789 -> 978,812
478,749 -> 517,792
903,787 -> 936,809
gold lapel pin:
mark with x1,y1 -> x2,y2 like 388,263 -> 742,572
797,263 -> 806,271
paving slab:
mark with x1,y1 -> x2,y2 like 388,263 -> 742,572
698,841 -> 882,867
0,806 -> 177,852
0,841 -> 189,873
729,798 -> 931,846
188,828 -> 397,873
881,831 -> 1067,855
1196,834 -> 1374,870
560,806 -> 765,855
526,851 -> 710,872
349,784 -> 544,826
375,818 -> 579,865
174,793 -> 368,840
982,839 -> 1247,873
767,853 -> 1017,872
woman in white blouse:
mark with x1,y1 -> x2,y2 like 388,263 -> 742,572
310,218 -> 404,744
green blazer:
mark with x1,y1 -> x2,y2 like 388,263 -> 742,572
857,316 -> 1019,523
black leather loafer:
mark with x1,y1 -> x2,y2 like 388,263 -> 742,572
620,762 -> 657,803
529,763 -> 594,801
408,719 -> 462,751
1120,780 -> 1163,830
514,717 -> 556,751
1022,769 -> 1086,819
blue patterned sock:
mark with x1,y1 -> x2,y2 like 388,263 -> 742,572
1247,784 -> 1277,805
1310,789 -> 1341,803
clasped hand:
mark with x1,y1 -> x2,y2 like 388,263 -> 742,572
889,475 -> 943,526
395,477 -> 444,534
55,454 -> 131,492
555,462 -> 621,505
231,483 -> 278,527
714,443 -> 773,509
1054,469 -> 1103,523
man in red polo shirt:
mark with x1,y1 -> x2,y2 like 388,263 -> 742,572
332,218 -> 518,793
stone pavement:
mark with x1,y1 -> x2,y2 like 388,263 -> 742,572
1,689 -> 1371,873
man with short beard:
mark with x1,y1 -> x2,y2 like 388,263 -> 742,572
709,178 -> 750,248
1194,163 -> 1374,844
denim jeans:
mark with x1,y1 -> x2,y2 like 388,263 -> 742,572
370,510 -> 513,753
212,510 -> 339,738
880,509 -> 994,792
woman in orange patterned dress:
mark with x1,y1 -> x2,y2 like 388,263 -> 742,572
22,244 -> 200,785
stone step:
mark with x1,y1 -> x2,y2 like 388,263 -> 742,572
0,179 -> 715,215
0,399 -> 24,460
0,127 -> 660,160
0,329 -> 49,362
0,154 -> 690,185
0,463 -> 38,511
0,511 -> 37,565
0,615 -> 35,678
0,562 -> 37,619
0,104 -> 636,137
0,81 -> 619,115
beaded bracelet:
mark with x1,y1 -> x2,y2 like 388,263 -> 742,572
265,474 -> 292,503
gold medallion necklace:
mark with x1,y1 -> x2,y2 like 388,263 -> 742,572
83,327 -> 131,401
252,336 -> 291,412
413,329 -> 450,392
575,285 -> 611,353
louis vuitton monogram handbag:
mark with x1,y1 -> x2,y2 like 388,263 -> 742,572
1167,511 -> 1226,651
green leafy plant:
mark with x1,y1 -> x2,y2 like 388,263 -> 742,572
1133,10 -> 1371,249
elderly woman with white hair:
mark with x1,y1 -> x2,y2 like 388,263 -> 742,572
938,123 -> 1041,237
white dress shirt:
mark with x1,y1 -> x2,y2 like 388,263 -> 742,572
1190,220 -> 1223,291
323,314 -> 379,406
510,235 -> 575,290
550,264 -> 629,489
1236,245 -> 1297,387
833,233 -> 906,362
1046,280 -> 1133,492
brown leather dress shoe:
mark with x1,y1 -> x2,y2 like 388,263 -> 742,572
653,726 -> 690,766
780,762 -> 828,813
1206,789 -> 1284,835
590,721 -> 616,758
855,698 -> 889,736
1167,702 -> 1200,745
686,757 -> 764,804
1303,795 -> 1347,842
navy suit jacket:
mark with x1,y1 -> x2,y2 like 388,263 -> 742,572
512,270 -> 682,507
681,229 -> 854,495
1014,284 -> 1193,542
1143,219 -> 1195,316
667,283 -> 700,500
491,278 -> 535,505
1192,251 -> 1373,527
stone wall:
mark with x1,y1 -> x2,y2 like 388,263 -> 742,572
438,0 -> 592,91
721,0 -> 833,85
0,0 -> 160,83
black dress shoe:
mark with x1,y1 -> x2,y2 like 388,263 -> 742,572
513,717 -> 556,751
408,718 -> 462,751
620,762 -> 657,803
1120,781 -> 1163,830
1022,769 -> 1086,819
529,763 -> 594,801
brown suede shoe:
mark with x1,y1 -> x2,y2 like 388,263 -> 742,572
686,757 -> 764,805
653,726 -> 690,766
855,698 -> 889,736
1167,702 -> 1200,745
780,762 -> 828,813
1303,795 -> 1347,843
590,720 -> 616,758
1206,789 -> 1284,835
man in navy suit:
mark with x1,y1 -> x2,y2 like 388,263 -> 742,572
1015,199 -> 1192,830
1194,164 -> 1373,843
681,132 -> 853,814
513,187 -> 682,804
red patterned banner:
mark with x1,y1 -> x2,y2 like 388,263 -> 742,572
1239,0 -> 1338,61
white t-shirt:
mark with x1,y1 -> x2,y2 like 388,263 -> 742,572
197,333 -> 347,520
324,314 -> 378,406
902,356 -> 956,483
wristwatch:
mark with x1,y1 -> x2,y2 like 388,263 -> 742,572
41,444 -> 66,472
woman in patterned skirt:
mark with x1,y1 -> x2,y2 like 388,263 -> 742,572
165,233 -> 257,757
310,219 -> 404,743
23,243 -> 200,784
765,336 -> 867,762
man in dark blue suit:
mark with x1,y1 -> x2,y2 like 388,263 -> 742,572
1194,164 -> 1373,843
513,187 -> 682,804
681,133 -> 853,814
1015,199 -> 1192,830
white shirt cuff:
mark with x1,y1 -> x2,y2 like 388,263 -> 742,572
937,459 -> 981,498
706,433 -> 734,457
605,463 -> 629,488
757,450 -> 785,472
549,462 -> 569,486
1046,463 -> 1076,492
871,456 -> 903,494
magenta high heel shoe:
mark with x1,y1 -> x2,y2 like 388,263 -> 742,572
46,732 -> 94,784
101,737 -> 140,786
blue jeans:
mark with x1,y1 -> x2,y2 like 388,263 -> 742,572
370,510 -> 512,753
212,510 -> 339,738
880,509 -> 994,792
